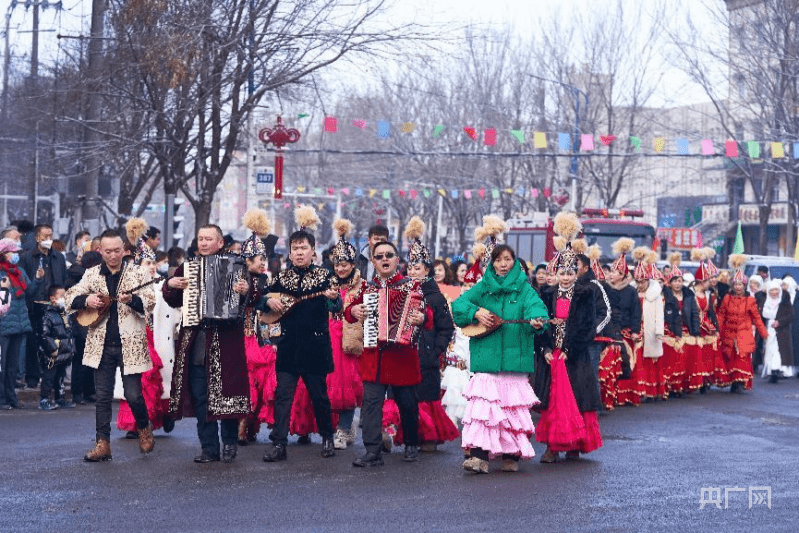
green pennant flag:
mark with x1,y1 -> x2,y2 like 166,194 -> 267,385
298,113 -> 309,118
747,141 -> 760,158
491,189 -> 500,199
732,221 -> 744,254
382,189 -> 390,199
510,130 -> 525,143
630,136 -> 641,152
433,125 -> 445,138
423,189 -> 431,198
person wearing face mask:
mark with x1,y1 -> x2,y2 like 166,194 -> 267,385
0,238 -> 42,409
66,231 -> 91,267
38,285 -> 76,410
20,224 -> 67,389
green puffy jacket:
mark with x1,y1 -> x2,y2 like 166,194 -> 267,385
452,260 -> 548,373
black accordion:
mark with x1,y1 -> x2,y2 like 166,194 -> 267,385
182,254 -> 245,326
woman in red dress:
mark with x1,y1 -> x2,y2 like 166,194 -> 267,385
691,250 -> 720,393
716,255 -> 769,393
660,253 -> 700,397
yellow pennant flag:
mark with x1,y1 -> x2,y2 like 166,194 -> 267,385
772,142 -> 785,158
297,186 -> 306,193
653,137 -> 666,153
533,132 -> 547,148
401,122 -> 415,133
368,189 -> 377,198
438,189 -> 446,196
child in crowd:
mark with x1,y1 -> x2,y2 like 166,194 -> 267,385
39,285 -> 75,410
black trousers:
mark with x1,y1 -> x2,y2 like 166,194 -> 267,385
40,362 -> 68,401
361,381 -> 419,454
188,362 -> 238,457
71,336 -> 95,400
94,344 -> 148,441
24,307 -> 44,387
270,372 -> 333,445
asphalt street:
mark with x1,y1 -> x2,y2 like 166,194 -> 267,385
1,378 -> 797,533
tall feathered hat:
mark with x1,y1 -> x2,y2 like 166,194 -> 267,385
703,247 -> 719,277
632,246 -> 650,281
330,218 -> 357,264
667,252 -> 683,281
241,208 -> 270,258
646,250 -> 663,281
587,244 -> 605,281
465,242 -> 485,284
480,215 -> 508,263
691,248 -> 711,282
549,211 -> 582,273
294,205 -> 320,234
729,254 -> 748,286
404,216 -> 430,267
125,218 -> 155,265
611,237 -> 635,277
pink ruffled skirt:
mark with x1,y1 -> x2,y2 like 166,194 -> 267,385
461,372 -> 540,459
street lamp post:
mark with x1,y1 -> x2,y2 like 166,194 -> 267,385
528,74 -> 589,212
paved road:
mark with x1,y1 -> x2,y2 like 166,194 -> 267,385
1,379 -> 798,533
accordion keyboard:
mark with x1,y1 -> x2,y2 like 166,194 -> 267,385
363,292 -> 379,348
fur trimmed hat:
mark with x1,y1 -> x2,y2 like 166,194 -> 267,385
241,208 -> 270,258
330,218 -> 357,264
126,218 -> 156,265
404,216 -> 430,267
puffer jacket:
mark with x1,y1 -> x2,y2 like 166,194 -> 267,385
39,305 -> 75,367
452,259 -> 548,374
0,268 -> 40,336
717,293 -> 768,356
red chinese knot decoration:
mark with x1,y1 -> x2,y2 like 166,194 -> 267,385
258,116 -> 301,199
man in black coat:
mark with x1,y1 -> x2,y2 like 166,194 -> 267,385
259,228 -> 342,462
19,224 -> 67,388
576,254 -> 613,408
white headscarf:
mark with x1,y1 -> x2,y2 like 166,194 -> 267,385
782,276 -> 797,305
762,279 -> 783,321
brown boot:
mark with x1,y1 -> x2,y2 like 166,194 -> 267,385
238,418 -> 248,445
137,423 -> 155,454
84,439 -> 112,462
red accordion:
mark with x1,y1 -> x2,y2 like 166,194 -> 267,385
363,282 -> 425,348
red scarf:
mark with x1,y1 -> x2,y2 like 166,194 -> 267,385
0,261 -> 27,297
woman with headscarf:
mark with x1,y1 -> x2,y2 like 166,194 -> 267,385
716,255 -> 769,393
759,279 -> 794,382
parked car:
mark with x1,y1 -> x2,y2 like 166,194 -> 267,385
742,256 -> 799,281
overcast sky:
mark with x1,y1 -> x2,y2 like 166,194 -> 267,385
4,0 -> 723,107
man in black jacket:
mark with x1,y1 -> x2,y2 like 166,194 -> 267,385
20,224 -> 66,388
576,253 -> 613,410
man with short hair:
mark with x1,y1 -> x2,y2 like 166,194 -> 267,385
66,231 -> 91,266
355,225 -> 389,280
145,227 -> 161,252
20,224 -> 67,388
346,241 -> 431,467
66,229 -> 156,461
162,224 -> 251,463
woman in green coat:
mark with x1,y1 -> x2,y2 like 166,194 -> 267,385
452,244 -> 548,474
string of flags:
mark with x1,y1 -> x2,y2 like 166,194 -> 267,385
273,184 -> 563,209
304,115 -> 799,158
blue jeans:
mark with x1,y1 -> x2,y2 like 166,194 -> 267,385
337,408 -> 356,431
587,342 -> 604,412
0,333 -> 24,406
189,363 -> 238,457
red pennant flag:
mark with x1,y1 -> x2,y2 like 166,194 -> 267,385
600,135 -> 617,146
463,127 -> 478,141
484,128 -> 497,146
410,190 -> 417,199
478,188 -> 486,199
725,140 -> 738,157
327,187 -> 334,195
324,117 -> 338,132
543,187 -> 551,198
351,119 -> 367,129
398,190 -> 406,198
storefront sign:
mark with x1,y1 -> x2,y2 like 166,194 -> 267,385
738,203 -> 789,225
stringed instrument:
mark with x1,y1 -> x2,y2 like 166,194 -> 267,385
260,289 -> 331,325
461,312 -> 548,339
75,276 -> 164,328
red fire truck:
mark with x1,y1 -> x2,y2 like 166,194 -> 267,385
504,209 -> 656,266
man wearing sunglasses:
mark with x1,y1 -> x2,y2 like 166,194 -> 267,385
346,241 -> 432,467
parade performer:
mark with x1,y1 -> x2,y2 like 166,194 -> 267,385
534,212 -> 603,463
635,252 -> 667,400
163,224 -> 251,463
615,247 -> 653,406
66,229 -> 156,461
716,255 -> 769,393
441,257 -> 483,426
346,240 -> 432,467
116,219 -> 172,436
454,214 -> 548,473
327,218 -> 366,450
383,217 -> 457,453
237,208 -> 275,445
601,238 -> 641,410
260,206 -> 341,462
691,249 -> 719,393
660,253 -> 700,397
759,279 -> 794,381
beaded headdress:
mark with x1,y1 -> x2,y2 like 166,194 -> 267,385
330,218 -> 357,264
125,218 -> 156,265
241,208 -> 270,258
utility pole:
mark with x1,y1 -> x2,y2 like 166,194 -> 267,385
82,0 -> 106,221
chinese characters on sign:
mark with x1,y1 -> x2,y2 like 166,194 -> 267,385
738,203 -> 789,226
656,228 -> 702,250
699,486 -> 771,509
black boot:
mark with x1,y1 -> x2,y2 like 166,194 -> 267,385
263,443 -> 287,462
402,445 -> 420,462
321,437 -> 335,458
352,451 -> 384,467
769,371 -> 779,384
222,443 -> 237,463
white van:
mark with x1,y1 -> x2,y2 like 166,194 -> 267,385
742,256 -> 799,281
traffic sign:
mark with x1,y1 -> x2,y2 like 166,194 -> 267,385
255,168 -> 275,194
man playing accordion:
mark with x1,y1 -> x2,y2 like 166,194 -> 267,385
346,241 -> 432,467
